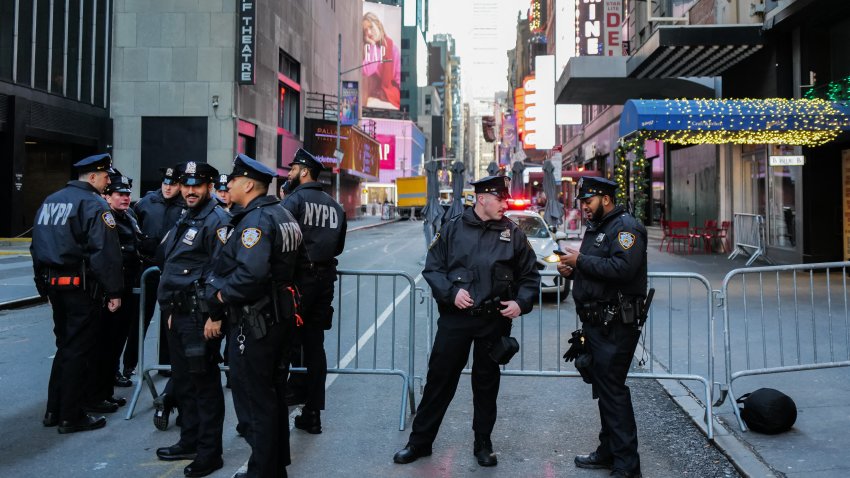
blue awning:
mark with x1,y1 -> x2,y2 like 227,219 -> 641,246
618,99 -> 850,146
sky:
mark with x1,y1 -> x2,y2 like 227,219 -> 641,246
428,0 -> 530,106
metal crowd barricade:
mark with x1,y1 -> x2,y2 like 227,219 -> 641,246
728,213 -> 772,266
291,269 -> 417,431
424,270 -> 717,439
716,261 -> 850,431
126,266 -> 164,419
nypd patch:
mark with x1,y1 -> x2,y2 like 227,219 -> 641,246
618,231 -> 636,250
102,211 -> 116,228
216,227 -> 230,244
241,228 -> 261,248
499,228 -> 511,242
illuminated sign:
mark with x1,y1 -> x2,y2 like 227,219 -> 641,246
377,134 -> 396,169
524,56 -> 555,150
769,155 -> 805,166
576,0 -> 602,56
603,0 -> 622,57
237,0 -> 256,84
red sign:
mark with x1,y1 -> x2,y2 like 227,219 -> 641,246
376,134 -> 396,169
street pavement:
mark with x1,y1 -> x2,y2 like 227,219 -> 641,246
0,215 -> 845,477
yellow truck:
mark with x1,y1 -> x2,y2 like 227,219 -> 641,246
395,176 -> 427,218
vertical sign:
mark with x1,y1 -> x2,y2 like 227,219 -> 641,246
237,0 -> 256,84
843,150 -> 850,261
603,0 -> 622,57
577,0 -> 603,56
376,134 -> 396,169
340,81 -> 360,126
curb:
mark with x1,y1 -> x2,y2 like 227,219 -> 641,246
348,217 -> 401,232
656,378 -> 778,478
0,295 -> 46,310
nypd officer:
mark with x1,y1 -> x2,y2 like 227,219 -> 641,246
128,165 -> 187,379
155,161 -> 231,478
214,174 -> 232,210
556,177 -> 647,478
31,153 -> 124,434
282,149 -> 346,434
393,176 -> 540,466
206,154 -> 302,478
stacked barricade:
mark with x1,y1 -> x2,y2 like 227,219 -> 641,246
729,213 -> 772,266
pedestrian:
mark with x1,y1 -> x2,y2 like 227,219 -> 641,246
31,153 -> 124,434
393,175 -> 540,466
130,164 -> 186,430
206,154 -> 302,478
154,161 -> 231,478
87,171 -> 141,411
282,149 -> 346,434
556,176 -> 648,478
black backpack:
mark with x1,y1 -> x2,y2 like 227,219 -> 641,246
737,388 -> 797,434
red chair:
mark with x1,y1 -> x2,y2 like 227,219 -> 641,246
691,220 -> 718,253
714,220 -> 731,253
666,221 -> 692,254
658,219 -> 671,252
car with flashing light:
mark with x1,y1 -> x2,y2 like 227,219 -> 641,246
506,197 -> 531,210
504,210 -> 570,298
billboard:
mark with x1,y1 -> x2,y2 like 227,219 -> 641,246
524,56 -> 555,150
362,2 -> 402,110
577,0 -> 603,56
340,81 -> 359,126
376,134 -> 396,169
303,118 -> 379,180
604,0 -> 623,57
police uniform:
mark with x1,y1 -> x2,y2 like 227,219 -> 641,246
206,155 -> 302,478
31,153 -> 123,433
89,172 -> 143,407
127,165 -> 187,374
282,149 -> 346,433
570,177 -> 647,478
394,176 -> 540,466
155,161 -> 230,477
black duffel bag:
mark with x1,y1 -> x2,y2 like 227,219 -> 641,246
737,388 -> 797,434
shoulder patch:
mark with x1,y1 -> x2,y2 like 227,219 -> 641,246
618,231 -> 636,250
102,211 -> 116,228
241,227 -> 262,248
216,226 -> 231,244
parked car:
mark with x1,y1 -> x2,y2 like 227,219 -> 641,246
505,210 -> 570,298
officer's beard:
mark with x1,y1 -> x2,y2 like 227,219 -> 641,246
288,175 -> 301,190
590,201 -> 605,223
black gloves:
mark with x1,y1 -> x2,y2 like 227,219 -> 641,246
563,328 -> 586,363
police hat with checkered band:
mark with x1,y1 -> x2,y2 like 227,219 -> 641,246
229,154 -> 277,185
105,169 -> 133,194
73,153 -> 115,174
178,161 -> 219,186
470,175 -> 511,200
576,176 -> 617,200
216,174 -> 229,191
289,148 -> 324,173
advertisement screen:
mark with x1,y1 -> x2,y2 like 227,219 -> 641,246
361,2 -> 402,110
340,81 -> 359,126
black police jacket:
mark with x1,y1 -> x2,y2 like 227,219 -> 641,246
157,197 -> 231,306
572,205 -> 648,305
134,189 -> 187,260
206,196 -> 301,314
30,180 -> 124,298
113,208 -> 143,285
282,182 -> 346,265
424,207 -> 540,315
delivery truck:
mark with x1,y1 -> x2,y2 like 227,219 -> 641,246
395,176 -> 427,219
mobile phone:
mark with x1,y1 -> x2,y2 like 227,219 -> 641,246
552,250 -> 566,256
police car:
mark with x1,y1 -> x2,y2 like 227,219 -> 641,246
505,210 -> 570,298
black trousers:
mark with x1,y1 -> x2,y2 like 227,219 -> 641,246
408,314 -> 503,447
229,319 -> 291,477
167,312 -> 224,461
289,269 -> 336,411
88,286 -> 139,401
584,321 -> 642,474
124,272 -> 169,370
46,288 -> 100,421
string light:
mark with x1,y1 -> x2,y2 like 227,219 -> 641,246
614,138 -> 647,224
804,75 -> 850,102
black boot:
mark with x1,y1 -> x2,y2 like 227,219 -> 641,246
473,433 -> 497,467
294,408 -> 322,434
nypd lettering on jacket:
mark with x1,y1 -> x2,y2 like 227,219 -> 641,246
36,203 -> 75,226
282,182 -> 347,264
303,202 -> 340,228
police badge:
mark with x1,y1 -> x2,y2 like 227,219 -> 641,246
618,231 -> 636,250
185,161 -> 197,174
241,228 -> 262,248
101,211 -> 116,228
500,228 -> 511,242
216,227 -> 230,244
182,227 -> 198,245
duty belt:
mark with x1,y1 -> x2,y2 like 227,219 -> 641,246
298,261 -> 334,271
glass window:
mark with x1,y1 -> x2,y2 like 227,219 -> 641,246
278,83 -> 300,135
0,0 -> 14,81
67,0 -> 80,100
767,146 -> 797,248
279,50 -> 300,83
50,0 -> 66,94
16,0 -> 34,85
79,0 -> 93,104
34,0 -> 50,90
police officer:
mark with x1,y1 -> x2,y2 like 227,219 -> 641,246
88,171 -> 142,409
206,154 -> 302,478
214,174 -> 232,210
128,165 -> 187,379
282,149 -> 346,434
31,153 -> 124,434
393,176 -> 540,466
556,177 -> 647,478
155,161 -> 230,478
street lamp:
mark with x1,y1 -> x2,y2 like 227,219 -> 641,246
335,33 -> 391,204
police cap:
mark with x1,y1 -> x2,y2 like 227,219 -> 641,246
74,153 -> 115,174
289,148 -> 324,173
178,161 -> 219,186
105,169 -> 133,194
229,154 -> 276,185
576,176 -> 617,199
471,175 -> 511,200
159,165 -> 180,185
216,174 -> 229,191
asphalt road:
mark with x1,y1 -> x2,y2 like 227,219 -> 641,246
0,220 -> 740,477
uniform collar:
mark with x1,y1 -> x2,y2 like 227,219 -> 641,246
587,205 -> 625,230
461,206 -> 507,228
67,180 -> 100,194
186,196 -> 217,219
290,182 -> 323,194
231,195 -> 280,223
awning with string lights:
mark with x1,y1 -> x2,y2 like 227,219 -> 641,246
618,98 -> 850,147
